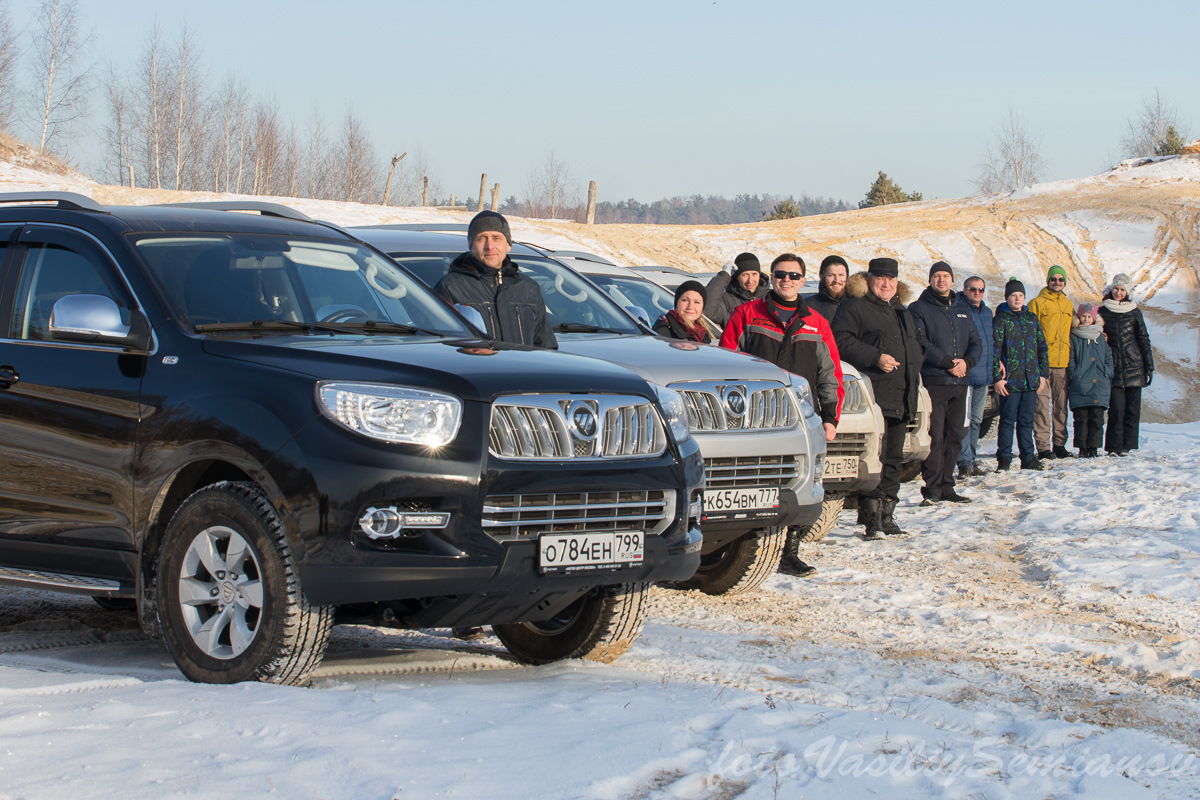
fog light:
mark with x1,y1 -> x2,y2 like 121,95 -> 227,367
359,506 -> 404,539
358,506 -> 452,540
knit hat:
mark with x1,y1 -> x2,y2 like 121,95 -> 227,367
1077,302 -> 1097,320
1046,264 -> 1067,282
819,254 -> 848,275
1005,277 -> 1026,298
929,260 -> 953,281
1105,273 -> 1132,297
867,257 -> 899,277
467,210 -> 511,245
732,252 -> 761,279
674,280 -> 707,307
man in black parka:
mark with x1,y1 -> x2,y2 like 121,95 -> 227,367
436,211 -> 557,349
832,258 -> 924,540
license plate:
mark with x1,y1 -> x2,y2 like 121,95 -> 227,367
539,531 -> 643,573
823,456 -> 859,478
703,487 -> 779,514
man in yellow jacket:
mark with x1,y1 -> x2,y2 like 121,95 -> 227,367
1027,265 -> 1075,458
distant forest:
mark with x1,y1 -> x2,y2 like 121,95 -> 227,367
498,193 -> 853,225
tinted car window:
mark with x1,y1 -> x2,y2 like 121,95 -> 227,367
585,273 -> 675,319
9,242 -> 128,341
132,235 -> 470,335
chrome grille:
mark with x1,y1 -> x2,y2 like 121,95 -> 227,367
490,395 -> 667,460
826,431 -> 870,458
672,380 -> 798,432
704,455 -> 802,490
482,490 -> 673,541
841,376 -> 869,414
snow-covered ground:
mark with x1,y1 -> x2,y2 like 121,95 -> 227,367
2,424 -> 1198,799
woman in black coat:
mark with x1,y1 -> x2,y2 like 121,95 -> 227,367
652,280 -> 713,343
1097,273 -> 1153,455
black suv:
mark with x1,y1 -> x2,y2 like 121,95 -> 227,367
0,193 -> 703,684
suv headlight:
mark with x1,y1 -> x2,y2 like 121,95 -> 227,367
317,382 -> 462,446
651,384 -> 691,444
791,376 -> 817,419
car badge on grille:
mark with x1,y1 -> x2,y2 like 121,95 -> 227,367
567,400 -> 598,440
723,386 -> 747,418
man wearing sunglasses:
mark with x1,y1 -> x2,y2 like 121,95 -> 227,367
956,276 -> 996,477
1027,265 -> 1075,459
720,254 -> 844,577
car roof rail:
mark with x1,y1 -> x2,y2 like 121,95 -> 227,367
350,223 -> 469,232
541,249 -> 617,266
0,191 -> 110,214
154,201 -> 313,221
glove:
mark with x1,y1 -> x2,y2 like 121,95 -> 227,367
721,261 -> 736,275
1145,370 -> 1153,386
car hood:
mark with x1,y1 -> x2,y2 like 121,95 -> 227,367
556,333 -> 794,387
200,335 -> 657,403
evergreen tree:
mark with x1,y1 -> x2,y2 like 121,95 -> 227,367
762,199 -> 802,221
859,171 -> 922,209
1155,125 -> 1186,156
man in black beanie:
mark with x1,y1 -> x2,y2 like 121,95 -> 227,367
435,210 -> 556,349
704,251 -> 769,327
832,257 -> 925,539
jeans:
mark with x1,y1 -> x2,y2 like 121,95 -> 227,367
958,383 -> 989,468
997,390 -> 1037,463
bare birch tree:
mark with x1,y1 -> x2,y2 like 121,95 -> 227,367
974,109 -> 1046,194
99,61 -> 132,185
131,22 -> 171,189
170,22 -> 206,190
524,147 -> 577,218
0,0 -> 20,131
302,106 -> 329,199
27,0 -> 93,153
1120,89 -> 1188,158
209,75 -> 248,192
332,107 -> 378,203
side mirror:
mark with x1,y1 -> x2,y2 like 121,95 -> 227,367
625,305 -> 651,327
50,294 -> 152,351
453,303 -> 488,336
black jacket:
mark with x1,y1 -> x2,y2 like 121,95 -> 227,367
832,273 -> 924,422
908,287 -> 981,386
652,311 -> 712,343
1098,300 -> 1153,388
805,283 -> 844,323
704,271 -> 769,327
435,253 -> 557,348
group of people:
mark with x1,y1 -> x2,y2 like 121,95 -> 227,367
439,211 -> 1155,578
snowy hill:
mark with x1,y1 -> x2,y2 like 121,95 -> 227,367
2,152 -> 1197,421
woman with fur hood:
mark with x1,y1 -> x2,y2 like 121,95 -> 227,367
1097,273 -> 1154,455
1067,303 -> 1113,458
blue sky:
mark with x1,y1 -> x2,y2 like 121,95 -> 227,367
41,0 -> 1200,204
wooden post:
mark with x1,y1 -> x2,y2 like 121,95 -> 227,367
586,181 -> 598,225
490,183 -> 500,211
382,152 -> 407,205
450,193 -> 457,207
477,174 -> 487,212
128,164 -> 135,189
422,176 -> 428,206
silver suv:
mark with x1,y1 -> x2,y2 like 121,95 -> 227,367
352,227 -> 829,596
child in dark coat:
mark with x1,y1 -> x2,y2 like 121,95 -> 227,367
992,278 -> 1049,470
1067,303 -> 1113,458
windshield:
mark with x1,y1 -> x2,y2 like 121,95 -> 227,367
584,273 -> 676,320
386,252 -> 643,335
132,234 -> 471,336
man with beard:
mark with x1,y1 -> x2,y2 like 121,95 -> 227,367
721,253 -> 843,576
908,261 -> 981,506
705,252 -> 769,327
435,210 -> 557,349
832,258 -> 924,540
807,255 -> 849,321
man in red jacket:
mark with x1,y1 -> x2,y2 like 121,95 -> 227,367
719,254 -> 843,578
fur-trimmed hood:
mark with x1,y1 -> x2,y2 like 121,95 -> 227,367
845,271 -> 914,304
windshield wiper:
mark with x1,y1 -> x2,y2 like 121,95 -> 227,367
553,322 -> 628,334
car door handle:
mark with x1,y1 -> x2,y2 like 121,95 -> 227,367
0,365 -> 19,388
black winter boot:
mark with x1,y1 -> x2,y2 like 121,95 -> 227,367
860,497 -> 884,540
880,497 -> 904,536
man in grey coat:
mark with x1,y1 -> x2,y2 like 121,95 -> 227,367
704,252 -> 768,327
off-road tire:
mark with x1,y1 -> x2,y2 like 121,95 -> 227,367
899,461 -> 923,483
673,526 -> 786,595
494,582 -> 649,665
979,414 -> 996,440
789,495 -> 845,544
156,481 -> 334,685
